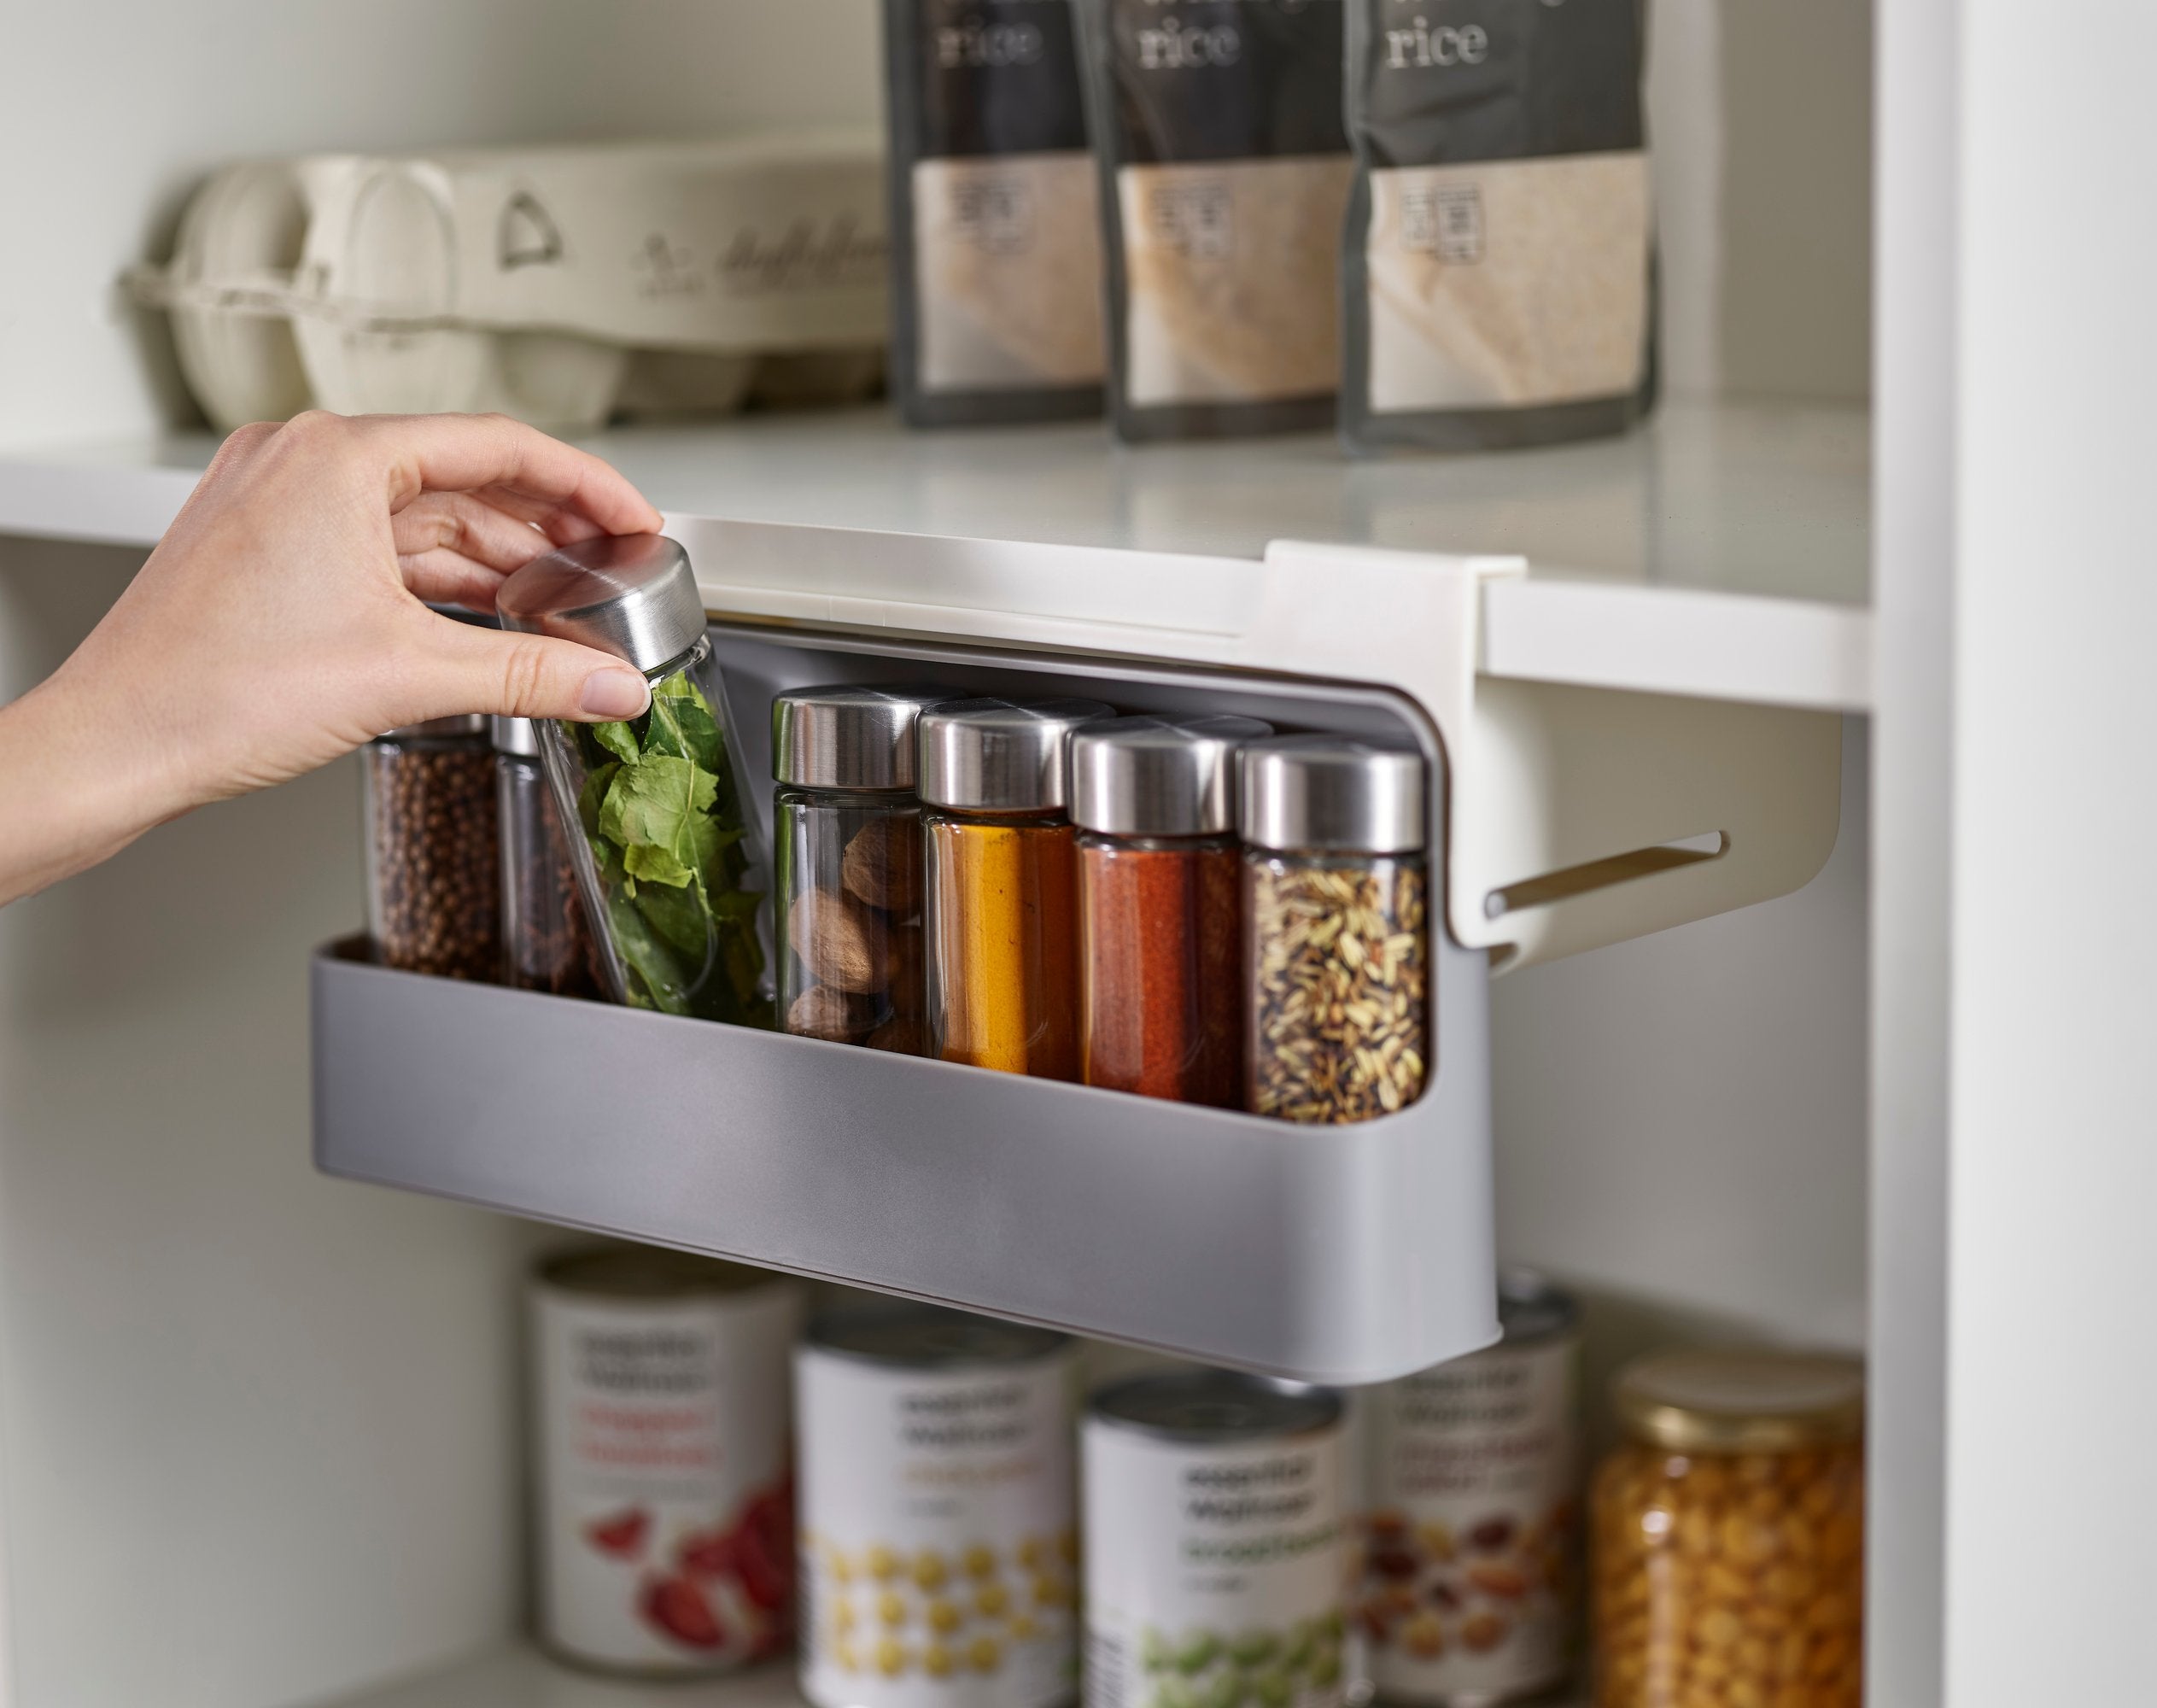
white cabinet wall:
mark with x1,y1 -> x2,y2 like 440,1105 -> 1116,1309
4,3 -> 2142,1707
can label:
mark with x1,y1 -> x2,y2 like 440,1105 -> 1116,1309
533,1277 -> 804,1673
1355,1334 -> 1581,1701
1084,1424 -> 1348,1708
798,1344 -> 1079,1708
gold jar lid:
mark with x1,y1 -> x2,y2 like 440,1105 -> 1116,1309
1615,1349 -> 1866,1454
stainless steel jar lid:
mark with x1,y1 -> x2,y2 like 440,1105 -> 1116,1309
1089,1367 -> 1342,1443
491,715 -> 539,757
805,1302 -> 1071,1369
496,533 -> 705,676
1239,735 -> 1426,855
918,697 -> 1114,814
1070,714 -> 1273,837
376,712 -> 488,742
773,685 -> 954,791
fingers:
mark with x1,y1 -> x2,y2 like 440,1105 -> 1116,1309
418,613 -> 652,726
352,412 -> 663,536
393,490 -> 550,570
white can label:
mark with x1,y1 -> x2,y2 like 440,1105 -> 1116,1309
533,1278 -> 804,1671
1084,1424 -> 1348,1708
1355,1335 -> 1581,1700
798,1345 -> 1078,1708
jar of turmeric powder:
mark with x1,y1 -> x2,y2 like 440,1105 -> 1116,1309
920,696 -> 1113,1079
773,685 -> 952,1052
1071,713 -> 1270,1105
1591,1351 -> 1865,1708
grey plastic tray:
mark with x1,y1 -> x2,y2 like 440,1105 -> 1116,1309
311,625 -> 1498,1384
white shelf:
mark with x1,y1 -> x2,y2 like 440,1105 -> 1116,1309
0,398 -> 1871,711
326,1648 -> 808,1708
324,1646 -> 1592,1708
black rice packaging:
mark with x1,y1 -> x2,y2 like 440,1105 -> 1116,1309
1342,0 -> 1657,452
886,0 -> 1107,426
1077,0 -> 1351,442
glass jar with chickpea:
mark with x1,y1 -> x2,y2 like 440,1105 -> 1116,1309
1591,1350 -> 1865,1708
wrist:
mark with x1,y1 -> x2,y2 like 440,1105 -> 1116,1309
0,668 -> 187,905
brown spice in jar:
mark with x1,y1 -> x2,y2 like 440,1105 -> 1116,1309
501,761 -> 601,997
1248,857 -> 1427,1123
367,742 -> 500,981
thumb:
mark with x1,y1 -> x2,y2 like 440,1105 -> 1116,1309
424,618 -> 652,724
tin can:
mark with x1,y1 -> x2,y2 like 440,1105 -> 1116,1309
1084,1369 -> 1351,1708
798,1304 -> 1079,1708
530,1245 -> 806,1676
1355,1272 -> 1583,1704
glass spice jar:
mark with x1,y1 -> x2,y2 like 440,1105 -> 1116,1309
498,535 -> 772,1027
363,713 -> 500,981
920,696 -> 1113,1079
1070,713 -> 1270,1105
1591,1351 -> 1866,1708
772,685 -> 952,1052
1240,736 -> 1429,1123
494,716 -> 602,997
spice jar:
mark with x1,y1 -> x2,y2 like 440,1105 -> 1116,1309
498,535 -> 772,1027
1241,736 -> 1429,1123
1591,1351 -> 1866,1708
772,685 -> 951,1052
1070,713 -> 1269,1104
495,717 -> 603,997
920,696 -> 1113,1078
363,713 -> 500,981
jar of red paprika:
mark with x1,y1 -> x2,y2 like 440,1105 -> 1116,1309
1071,713 -> 1270,1105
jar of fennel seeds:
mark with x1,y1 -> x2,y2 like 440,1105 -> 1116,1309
1591,1351 -> 1865,1708
495,717 -> 603,997
363,713 -> 500,980
1240,736 -> 1429,1122
498,535 -> 771,1027
773,685 -> 952,1051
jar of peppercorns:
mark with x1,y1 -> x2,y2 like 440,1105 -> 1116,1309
1591,1350 -> 1865,1708
363,713 -> 500,980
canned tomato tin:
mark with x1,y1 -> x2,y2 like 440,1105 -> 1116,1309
1084,1369 -> 1350,1708
798,1304 -> 1079,1708
530,1245 -> 806,1676
1354,1272 -> 1583,1704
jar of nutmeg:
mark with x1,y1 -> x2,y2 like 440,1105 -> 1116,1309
1591,1350 -> 1865,1708
772,686 -> 952,1053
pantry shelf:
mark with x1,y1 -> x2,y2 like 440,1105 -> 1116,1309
0,396 -> 1872,712
323,1646 -> 1589,1708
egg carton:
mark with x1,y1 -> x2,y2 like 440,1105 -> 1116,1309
137,135 -> 888,431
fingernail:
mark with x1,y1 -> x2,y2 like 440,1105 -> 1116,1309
581,670 -> 650,719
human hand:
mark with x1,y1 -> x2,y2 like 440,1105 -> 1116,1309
0,411 -> 665,904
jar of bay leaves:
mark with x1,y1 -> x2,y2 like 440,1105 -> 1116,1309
772,684 -> 951,1052
1240,736 -> 1429,1123
497,535 -> 771,1027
